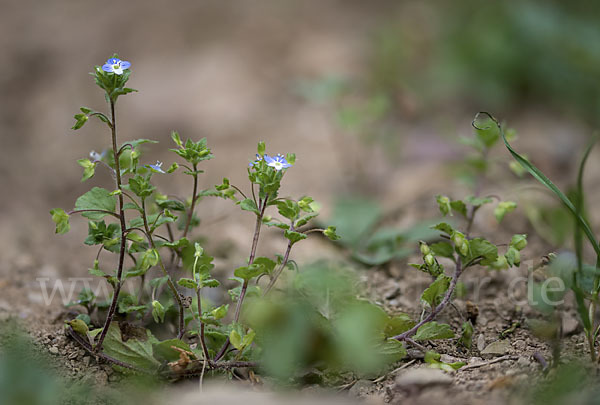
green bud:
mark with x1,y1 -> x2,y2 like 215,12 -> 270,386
510,234 -> 527,251
65,319 -> 89,336
420,242 -> 431,256
425,254 -> 435,267
194,242 -> 204,258
324,226 -> 341,241
152,300 -> 165,323
257,141 -> 266,156
459,241 -> 469,256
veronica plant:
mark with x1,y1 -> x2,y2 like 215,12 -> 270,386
50,55 -> 340,376
388,114 -> 527,349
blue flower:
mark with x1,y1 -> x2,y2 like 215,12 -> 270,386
264,154 -> 292,171
89,150 -> 106,161
249,154 -> 263,167
148,161 -> 166,174
102,57 -> 131,75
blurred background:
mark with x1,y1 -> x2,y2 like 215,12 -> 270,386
2,0 -> 600,341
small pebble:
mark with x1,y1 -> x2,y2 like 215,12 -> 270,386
49,346 -> 59,355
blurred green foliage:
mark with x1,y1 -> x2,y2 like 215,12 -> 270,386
243,261 -> 408,383
0,320 -> 156,405
370,0 -> 600,124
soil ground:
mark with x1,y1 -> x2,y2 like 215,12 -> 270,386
2,1 -> 600,404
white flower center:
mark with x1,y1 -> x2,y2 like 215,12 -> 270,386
274,162 -> 282,170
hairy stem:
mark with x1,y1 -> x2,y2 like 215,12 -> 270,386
214,194 -> 268,362
182,163 -> 198,237
263,237 -> 293,296
95,100 -> 128,351
141,198 -> 185,338
196,288 -> 211,363
393,256 -> 463,341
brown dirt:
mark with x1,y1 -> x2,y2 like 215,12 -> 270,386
2,1 -> 600,404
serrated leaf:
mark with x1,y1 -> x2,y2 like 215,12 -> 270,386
413,321 -> 455,341
177,278 -> 198,289
74,187 -> 116,220
284,230 -> 307,245
239,198 -> 260,214
102,324 -> 160,371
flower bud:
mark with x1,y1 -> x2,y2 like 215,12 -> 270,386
510,234 -> 527,251
420,242 -> 431,256
425,254 -> 435,267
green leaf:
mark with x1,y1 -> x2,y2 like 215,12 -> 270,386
295,213 -> 319,228
71,113 -> 88,130
384,314 -> 415,337
432,222 -> 454,235
468,238 -> 498,264
421,275 -> 451,308
77,158 -> 97,182
152,339 -> 193,363
152,300 -> 165,323
459,321 -> 474,349
276,200 -> 300,221
239,198 -> 260,215
177,278 -> 198,290
450,200 -> 467,217
234,264 -> 265,281
284,230 -> 307,245
323,226 -> 341,241
413,322 -> 455,341
74,187 -> 117,220
211,304 -> 229,320
101,324 -> 160,372
50,208 -> 70,234
494,201 -> 517,222
229,329 -> 243,351
155,198 -> 186,212
139,249 -> 159,273
430,242 -> 454,258
171,131 -> 183,147
252,257 -> 277,275
465,195 -> 493,207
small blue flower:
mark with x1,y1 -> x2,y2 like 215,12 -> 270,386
89,150 -> 106,161
249,154 -> 263,167
148,161 -> 166,174
102,57 -> 131,75
264,154 -> 292,171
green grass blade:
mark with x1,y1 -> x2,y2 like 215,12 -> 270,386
477,112 -> 600,259
575,136 -> 598,273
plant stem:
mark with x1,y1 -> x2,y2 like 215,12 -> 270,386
141,198 -> 185,338
196,288 -> 211,363
263,238 -> 293,296
214,194 -> 268,362
95,100 -> 128,351
182,163 -> 198,237
392,256 -> 463,342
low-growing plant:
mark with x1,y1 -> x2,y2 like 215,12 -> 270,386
50,55 -> 356,377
